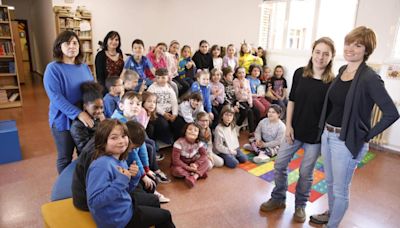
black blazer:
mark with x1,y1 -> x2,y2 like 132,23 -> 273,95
318,62 -> 399,158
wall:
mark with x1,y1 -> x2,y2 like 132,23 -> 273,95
267,0 -> 400,151
5,0 -> 55,74
52,0 -> 262,56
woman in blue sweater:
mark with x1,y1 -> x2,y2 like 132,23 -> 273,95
44,31 -> 94,173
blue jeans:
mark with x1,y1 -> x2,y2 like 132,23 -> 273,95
271,139 -> 321,208
321,129 -> 368,228
51,125 -> 76,174
219,148 -> 247,168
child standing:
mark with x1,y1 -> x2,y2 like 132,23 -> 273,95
214,105 -> 248,168
121,39 -> 156,89
147,68 -> 178,145
222,44 -> 238,70
191,70 -> 214,121
86,119 -> 175,228
121,69 -> 146,94
178,45 -> 196,85
71,82 -> 105,154
192,40 -> 213,71
210,45 -> 223,70
171,123 -> 209,188
103,76 -> 124,118
210,68 -> 225,128
243,104 -> 285,163
248,64 -> 271,118
196,112 -> 224,169
239,42 -> 263,74
233,67 -> 260,136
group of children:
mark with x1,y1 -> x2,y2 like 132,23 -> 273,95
71,37 -> 293,227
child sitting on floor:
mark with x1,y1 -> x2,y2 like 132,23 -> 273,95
171,122 -> 209,188
214,105 -> 248,168
243,104 -> 286,163
195,112 -> 224,169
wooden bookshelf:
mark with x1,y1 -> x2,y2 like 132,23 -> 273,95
0,5 -> 22,109
53,6 -> 94,73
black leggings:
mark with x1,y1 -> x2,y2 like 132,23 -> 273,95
236,102 -> 260,133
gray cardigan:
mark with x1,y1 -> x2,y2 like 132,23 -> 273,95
318,62 -> 399,158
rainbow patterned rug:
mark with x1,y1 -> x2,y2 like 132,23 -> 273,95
238,149 -> 376,202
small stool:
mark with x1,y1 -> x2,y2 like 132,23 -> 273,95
0,120 -> 22,164
41,198 -> 96,228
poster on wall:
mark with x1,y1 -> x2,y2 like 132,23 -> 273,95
387,64 -> 400,79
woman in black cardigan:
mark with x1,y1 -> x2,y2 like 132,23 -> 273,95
95,31 -> 124,89
311,26 -> 399,228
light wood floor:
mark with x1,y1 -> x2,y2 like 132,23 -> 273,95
0,75 -> 399,228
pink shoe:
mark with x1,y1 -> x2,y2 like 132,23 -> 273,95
185,176 -> 196,188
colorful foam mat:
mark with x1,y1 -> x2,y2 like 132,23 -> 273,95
238,148 -> 376,202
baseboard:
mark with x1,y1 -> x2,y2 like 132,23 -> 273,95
369,143 -> 400,154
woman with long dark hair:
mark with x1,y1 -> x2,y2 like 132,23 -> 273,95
44,31 -> 94,173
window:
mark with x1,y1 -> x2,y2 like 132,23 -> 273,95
394,19 -> 400,59
259,0 -> 359,52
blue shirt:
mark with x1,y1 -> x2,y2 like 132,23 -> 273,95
103,93 -> 120,118
247,76 -> 261,94
43,61 -> 93,131
86,155 -> 140,228
191,82 -> 212,113
124,56 -> 153,80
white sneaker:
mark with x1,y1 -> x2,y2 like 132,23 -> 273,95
253,153 -> 270,164
243,144 -> 253,151
154,191 -> 170,203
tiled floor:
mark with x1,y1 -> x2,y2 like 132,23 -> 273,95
1,76 -> 400,228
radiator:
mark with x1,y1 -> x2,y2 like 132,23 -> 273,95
370,105 -> 384,144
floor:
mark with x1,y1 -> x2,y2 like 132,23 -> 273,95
1,76 -> 400,228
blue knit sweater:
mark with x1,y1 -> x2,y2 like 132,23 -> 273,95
191,82 -> 212,113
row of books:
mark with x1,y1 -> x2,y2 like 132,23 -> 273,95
0,8 -> 9,21
0,61 -> 15,73
0,90 -> 19,103
0,24 -> 11,37
0,41 -> 13,56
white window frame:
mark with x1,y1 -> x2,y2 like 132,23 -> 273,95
259,0 -> 359,57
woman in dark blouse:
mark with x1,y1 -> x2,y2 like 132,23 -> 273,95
95,31 -> 124,89
311,26 -> 399,228
259,37 -> 336,223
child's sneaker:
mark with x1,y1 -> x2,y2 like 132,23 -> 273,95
156,153 -> 165,161
253,152 -> 271,164
243,143 -> 253,151
155,171 -> 171,184
154,191 -> 170,203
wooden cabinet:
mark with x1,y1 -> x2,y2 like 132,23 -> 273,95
53,6 -> 94,73
0,5 -> 22,109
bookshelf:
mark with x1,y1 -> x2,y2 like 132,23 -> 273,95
0,5 -> 22,109
53,6 -> 94,73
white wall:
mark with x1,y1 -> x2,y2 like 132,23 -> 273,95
53,0 -> 262,56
